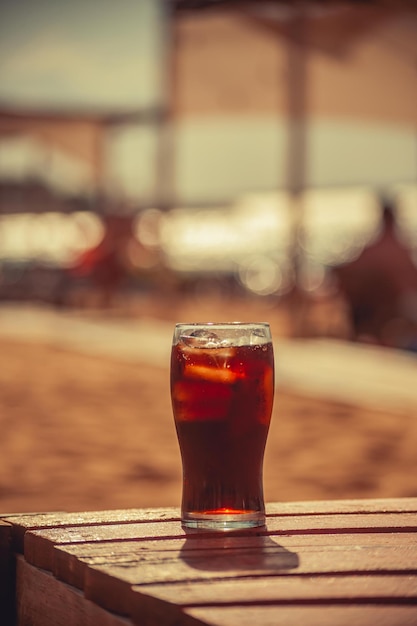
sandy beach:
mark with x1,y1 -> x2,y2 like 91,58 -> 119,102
0,295 -> 416,515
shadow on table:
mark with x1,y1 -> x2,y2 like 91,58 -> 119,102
179,530 -> 299,573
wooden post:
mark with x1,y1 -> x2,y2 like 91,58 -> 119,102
285,7 -> 308,334
154,0 -> 176,212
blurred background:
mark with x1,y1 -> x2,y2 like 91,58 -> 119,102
0,0 -> 416,513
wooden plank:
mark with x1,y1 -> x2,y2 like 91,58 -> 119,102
185,605 -> 417,626
0,520 -> 15,626
0,507 -> 179,552
4,499 -> 416,553
129,575 -> 417,626
132,573 -> 417,605
23,512 -> 417,572
266,498 -> 417,516
82,539 -> 417,615
16,557 -> 133,626
24,520 -> 183,571
84,542 -> 417,588
52,532 -> 417,590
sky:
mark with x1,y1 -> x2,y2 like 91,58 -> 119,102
0,0 -> 165,110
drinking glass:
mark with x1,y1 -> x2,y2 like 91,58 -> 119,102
170,322 -> 274,531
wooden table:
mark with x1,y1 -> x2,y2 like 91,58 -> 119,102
1,498 -> 416,626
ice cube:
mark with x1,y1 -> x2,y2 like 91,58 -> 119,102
183,363 -> 238,384
250,328 -> 268,345
181,329 -> 222,348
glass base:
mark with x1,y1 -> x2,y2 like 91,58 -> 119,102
182,510 -> 265,532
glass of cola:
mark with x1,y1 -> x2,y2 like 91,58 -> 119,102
170,322 -> 275,531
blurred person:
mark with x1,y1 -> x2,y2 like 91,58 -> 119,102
333,197 -> 417,350
67,213 -> 133,308
63,207 -> 179,311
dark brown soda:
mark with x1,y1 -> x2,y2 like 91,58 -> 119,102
171,341 -> 274,516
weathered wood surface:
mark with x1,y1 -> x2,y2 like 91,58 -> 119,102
21,510 -> 417,578
1,499 -> 416,626
185,606 -> 417,626
82,539 -> 417,616
16,557 -> 132,626
3,508 -> 179,552
52,531 -> 416,590
5,497 -> 417,553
